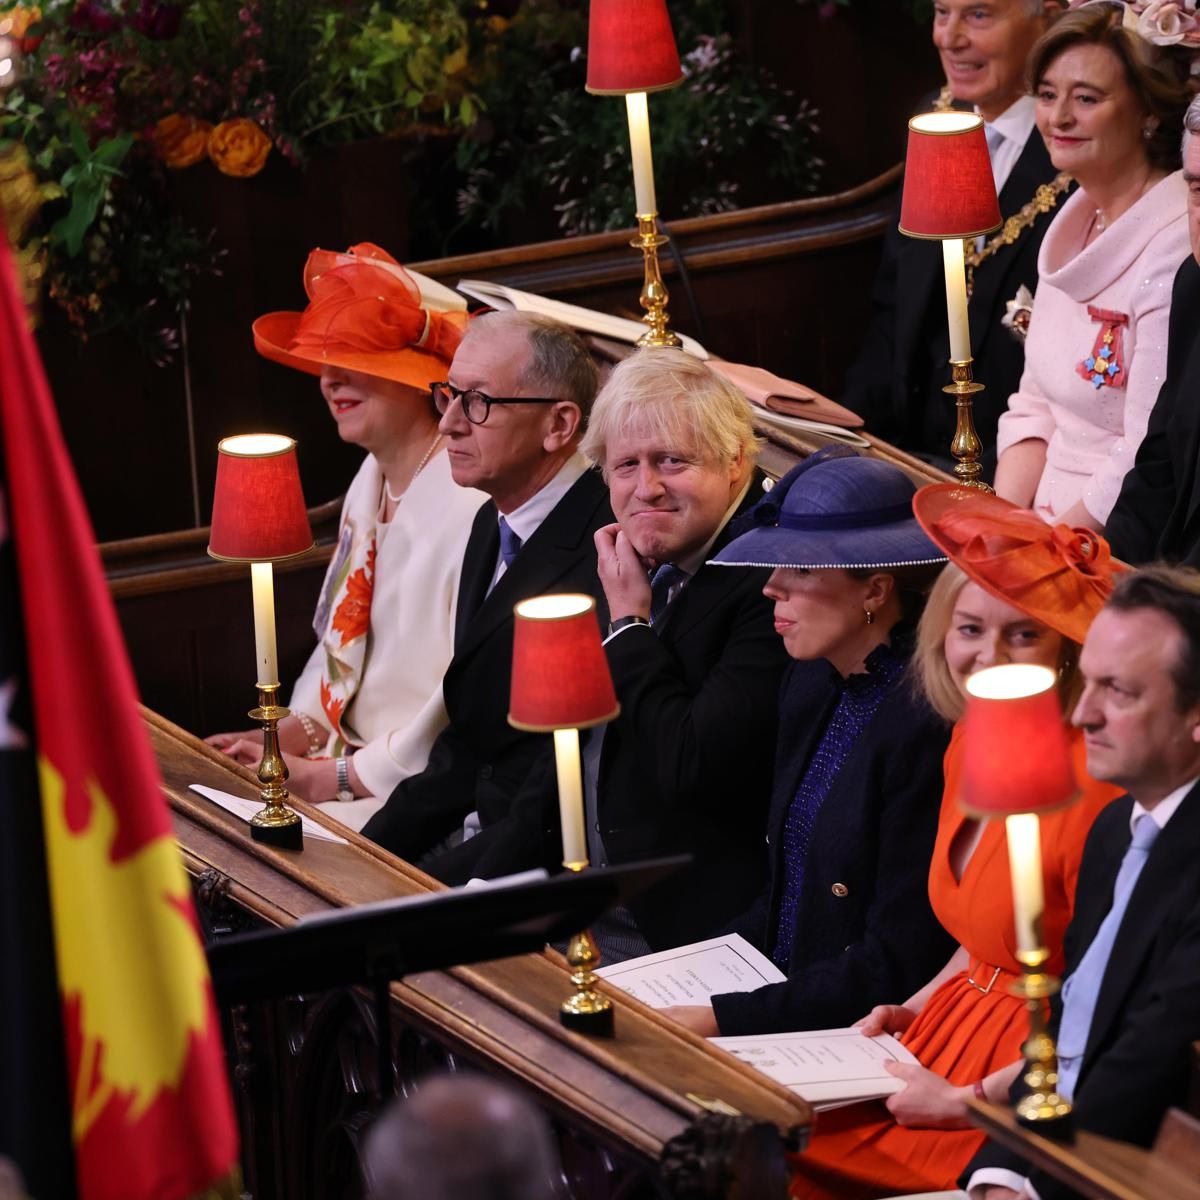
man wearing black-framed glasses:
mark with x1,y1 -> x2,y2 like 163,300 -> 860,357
363,311 -> 613,872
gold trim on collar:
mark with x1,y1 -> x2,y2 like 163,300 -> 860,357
965,172 -> 1072,295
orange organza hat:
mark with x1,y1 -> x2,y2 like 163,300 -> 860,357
913,484 -> 1128,645
252,243 -> 469,389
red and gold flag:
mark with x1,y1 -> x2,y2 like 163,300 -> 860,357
0,232 -> 239,1198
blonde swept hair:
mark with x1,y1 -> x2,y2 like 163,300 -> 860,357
579,348 -> 760,472
915,563 -> 1084,723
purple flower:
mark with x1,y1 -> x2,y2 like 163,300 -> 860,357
130,1 -> 182,40
69,1 -> 121,35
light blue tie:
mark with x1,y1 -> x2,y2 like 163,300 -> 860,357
497,517 -> 522,570
985,123 -> 1005,160
1056,814 -> 1160,1100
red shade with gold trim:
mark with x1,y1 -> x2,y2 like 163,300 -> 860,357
960,664 -> 1077,817
900,112 -> 1002,240
509,595 -> 620,732
585,0 -> 682,95
207,433 -> 314,562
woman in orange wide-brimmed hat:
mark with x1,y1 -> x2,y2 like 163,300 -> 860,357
207,244 -> 487,829
788,485 -> 1127,1199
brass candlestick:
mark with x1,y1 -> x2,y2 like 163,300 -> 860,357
632,214 -> 682,349
559,864 -> 614,1036
1011,946 -> 1072,1137
944,358 -> 993,492
247,683 -> 303,850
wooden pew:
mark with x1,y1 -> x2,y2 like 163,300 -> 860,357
968,1100 -> 1200,1200
153,709 -> 811,1198
105,423 -> 947,738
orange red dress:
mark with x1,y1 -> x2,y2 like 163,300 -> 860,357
788,722 -> 1120,1199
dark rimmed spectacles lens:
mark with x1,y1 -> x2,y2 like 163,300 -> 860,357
431,383 -> 491,423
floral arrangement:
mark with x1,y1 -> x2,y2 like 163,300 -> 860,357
455,0 -> 823,239
1,0 -> 828,357
1120,0 -> 1200,48
0,0 -> 487,356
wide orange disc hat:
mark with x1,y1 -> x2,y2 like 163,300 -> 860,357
252,242 -> 469,389
913,484 -> 1127,646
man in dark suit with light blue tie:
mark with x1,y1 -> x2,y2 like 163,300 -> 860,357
362,311 -> 612,867
964,565 -> 1200,1200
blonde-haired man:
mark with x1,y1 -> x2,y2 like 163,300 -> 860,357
459,350 -> 788,957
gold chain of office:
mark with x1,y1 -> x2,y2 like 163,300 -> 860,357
934,86 -> 1072,296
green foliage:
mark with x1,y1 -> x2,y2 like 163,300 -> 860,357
52,122 -> 132,255
2,0 -> 830,356
455,0 -> 823,238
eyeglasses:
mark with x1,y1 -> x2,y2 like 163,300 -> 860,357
431,381 -> 561,426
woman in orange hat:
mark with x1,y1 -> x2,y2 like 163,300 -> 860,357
788,484 -> 1125,1199
207,244 -> 486,828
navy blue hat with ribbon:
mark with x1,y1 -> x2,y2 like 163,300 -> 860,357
712,447 -> 947,570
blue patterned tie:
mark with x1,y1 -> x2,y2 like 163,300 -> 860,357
649,563 -> 689,627
1056,814 -> 1160,1100
497,517 -> 522,570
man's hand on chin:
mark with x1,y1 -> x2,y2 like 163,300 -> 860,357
594,522 -> 653,620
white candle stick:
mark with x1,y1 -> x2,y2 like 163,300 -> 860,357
1005,812 -> 1045,957
942,237 -> 972,362
250,560 -> 279,687
625,91 -> 657,217
553,727 -> 588,869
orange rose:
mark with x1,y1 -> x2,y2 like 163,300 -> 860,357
0,5 -> 43,51
152,114 -> 213,169
207,118 -> 272,178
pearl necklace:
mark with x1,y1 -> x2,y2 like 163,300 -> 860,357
384,433 -> 442,504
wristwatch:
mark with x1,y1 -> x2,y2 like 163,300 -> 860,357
334,756 -> 354,803
607,615 -> 650,637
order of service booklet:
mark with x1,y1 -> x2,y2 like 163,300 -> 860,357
711,1028 -> 919,1110
596,934 -> 918,1109
594,933 -> 785,1008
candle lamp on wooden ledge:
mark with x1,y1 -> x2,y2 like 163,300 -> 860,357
586,0 -> 684,349
962,663 -> 1079,1137
208,434 -> 315,850
508,594 -> 620,1034
900,111 -> 1002,490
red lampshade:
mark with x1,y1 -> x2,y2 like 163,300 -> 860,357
585,0 -> 682,95
899,112 -> 1002,240
509,595 -> 620,732
207,434 -> 315,563
960,664 -> 1078,817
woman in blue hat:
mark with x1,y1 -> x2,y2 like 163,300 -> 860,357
662,448 -> 956,1037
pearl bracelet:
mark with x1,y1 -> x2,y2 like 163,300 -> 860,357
294,710 -> 324,756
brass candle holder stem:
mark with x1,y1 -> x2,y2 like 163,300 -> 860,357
1012,948 -> 1072,1137
631,213 -> 682,349
943,358 -> 992,492
247,683 -> 303,849
559,863 -> 614,1036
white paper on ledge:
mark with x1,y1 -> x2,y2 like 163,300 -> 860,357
456,278 -> 710,360
189,784 -> 350,845
596,933 -> 785,1008
710,1027 -> 919,1109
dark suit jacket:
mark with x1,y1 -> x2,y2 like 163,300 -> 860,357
712,646 -> 955,1035
590,476 -> 788,948
361,467 -> 613,862
965,783 -> 1200,1200
423,474 -> 789,951
844,122 -> 1065,475
1106,257 -> 1200,567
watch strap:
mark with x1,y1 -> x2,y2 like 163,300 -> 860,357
335,756 -> 354,802
607,615 -> 651,637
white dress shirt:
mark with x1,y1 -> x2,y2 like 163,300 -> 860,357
966,776 -> 1197,1200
